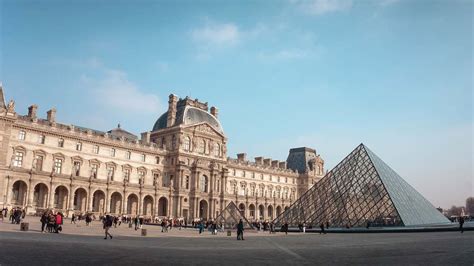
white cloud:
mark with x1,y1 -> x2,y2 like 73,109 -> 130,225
192,22 -> 240,47
77,60 -> 162,114
293,0 -> 353,15
92,70 -> 161,114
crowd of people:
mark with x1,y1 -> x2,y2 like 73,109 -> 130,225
1,207 -> 26,224
40,210 -> 64,233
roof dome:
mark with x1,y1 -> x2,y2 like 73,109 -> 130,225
152,106 -> 224,134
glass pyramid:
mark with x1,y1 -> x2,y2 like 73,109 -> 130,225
215,201 -> 254,229
274,144 -> 450,228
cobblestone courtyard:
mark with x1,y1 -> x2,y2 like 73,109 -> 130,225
0,217 -> 473,265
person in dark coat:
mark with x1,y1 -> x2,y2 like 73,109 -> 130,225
237,219 -> 244,240
459,216 -> 465,233
320,223 -> 326,234
103,215 -> 113,239
40,212 -> 48,233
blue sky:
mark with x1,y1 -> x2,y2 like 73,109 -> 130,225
1,0 -> 472,208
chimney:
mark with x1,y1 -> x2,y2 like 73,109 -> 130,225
263,158 -> 271,167
28,104 -> 38,121
279,162 -> 287,169
210,106 -> 219,118
271,160 -> 279,168
255,157 -> 263,165
141,132 -> 151,144
166,94 -> 178,127
237,153 -> 247,162
46,108 -> 56,125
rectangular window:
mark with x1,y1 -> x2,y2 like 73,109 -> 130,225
141,154 -> 146,162
185,176 -> 190,189
76,142 -> 82,151
91,164 -> 98,178
93,145 -> 99,154
123,169 -> 130,181
35,155 -> 43,171
126,151 -> 131,160
107,166 -> 115,181
54,158 -> 62,174
73,161 -> 81,176
155,156 -> 160,164
110,148 -> 116,157
13,151 -> 24,167
18,130 -> 26,140
38,135 -> 46,144
58,138 -> 64,148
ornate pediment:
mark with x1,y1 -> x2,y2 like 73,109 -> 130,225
186,122 -> 225,138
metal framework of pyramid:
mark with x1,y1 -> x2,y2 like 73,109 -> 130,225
215,201 -> 254,229
274,144 -> 450,228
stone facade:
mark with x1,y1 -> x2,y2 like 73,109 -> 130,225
0,87 -> 325,221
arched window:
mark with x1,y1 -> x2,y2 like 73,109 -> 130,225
213,142 -> 220,157
171,135 -> 176,150
200,175 -> 208,192
198,139 -> 205,154
184,136 -> 191,151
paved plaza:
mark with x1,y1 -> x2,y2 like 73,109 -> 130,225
0,217 -> 473,265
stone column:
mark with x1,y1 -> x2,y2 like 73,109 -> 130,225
48,182 -> 55,208
105,188 -> 110,213
168,194 -> 173,217
122,191 -> 128,214
68,187 -> 75,213
4,176 -> 11,206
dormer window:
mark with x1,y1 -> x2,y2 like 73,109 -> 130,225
141,154 -> 146,162
126,151 -> 131,160
93,145 -> 99,154
110,148 -> 116,157
76,142 -> 82,151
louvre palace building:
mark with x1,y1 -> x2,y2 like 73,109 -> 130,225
0,86 -> 325,221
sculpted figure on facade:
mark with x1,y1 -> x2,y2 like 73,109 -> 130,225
7,99 -> 15,113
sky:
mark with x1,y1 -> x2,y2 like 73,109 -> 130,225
0,0 -> 472,209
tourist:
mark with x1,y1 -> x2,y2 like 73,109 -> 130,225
303,222 -> 306,233
283,222 -> 289,235
55,212 -> 63,233
71,213 -> 76,224
366,220 -> 371,229
459,216 -> 464,233
134,217 -> 139,230
103,215 -> 113,239
326,221 -> 330,229
40,211 -> 48,233
237,219 -> 244,240
198,221 -> 204,234
269,222 -> 274,234
319,223 -> 326,234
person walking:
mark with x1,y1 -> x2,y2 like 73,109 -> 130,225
103,215 -> 113,239
198,221 -> 204,234
459,216 -> 465,233
320,223 -> 326,234
283,222 -> 289,235
237,219 -> 244,240
40,212 -> 48,233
